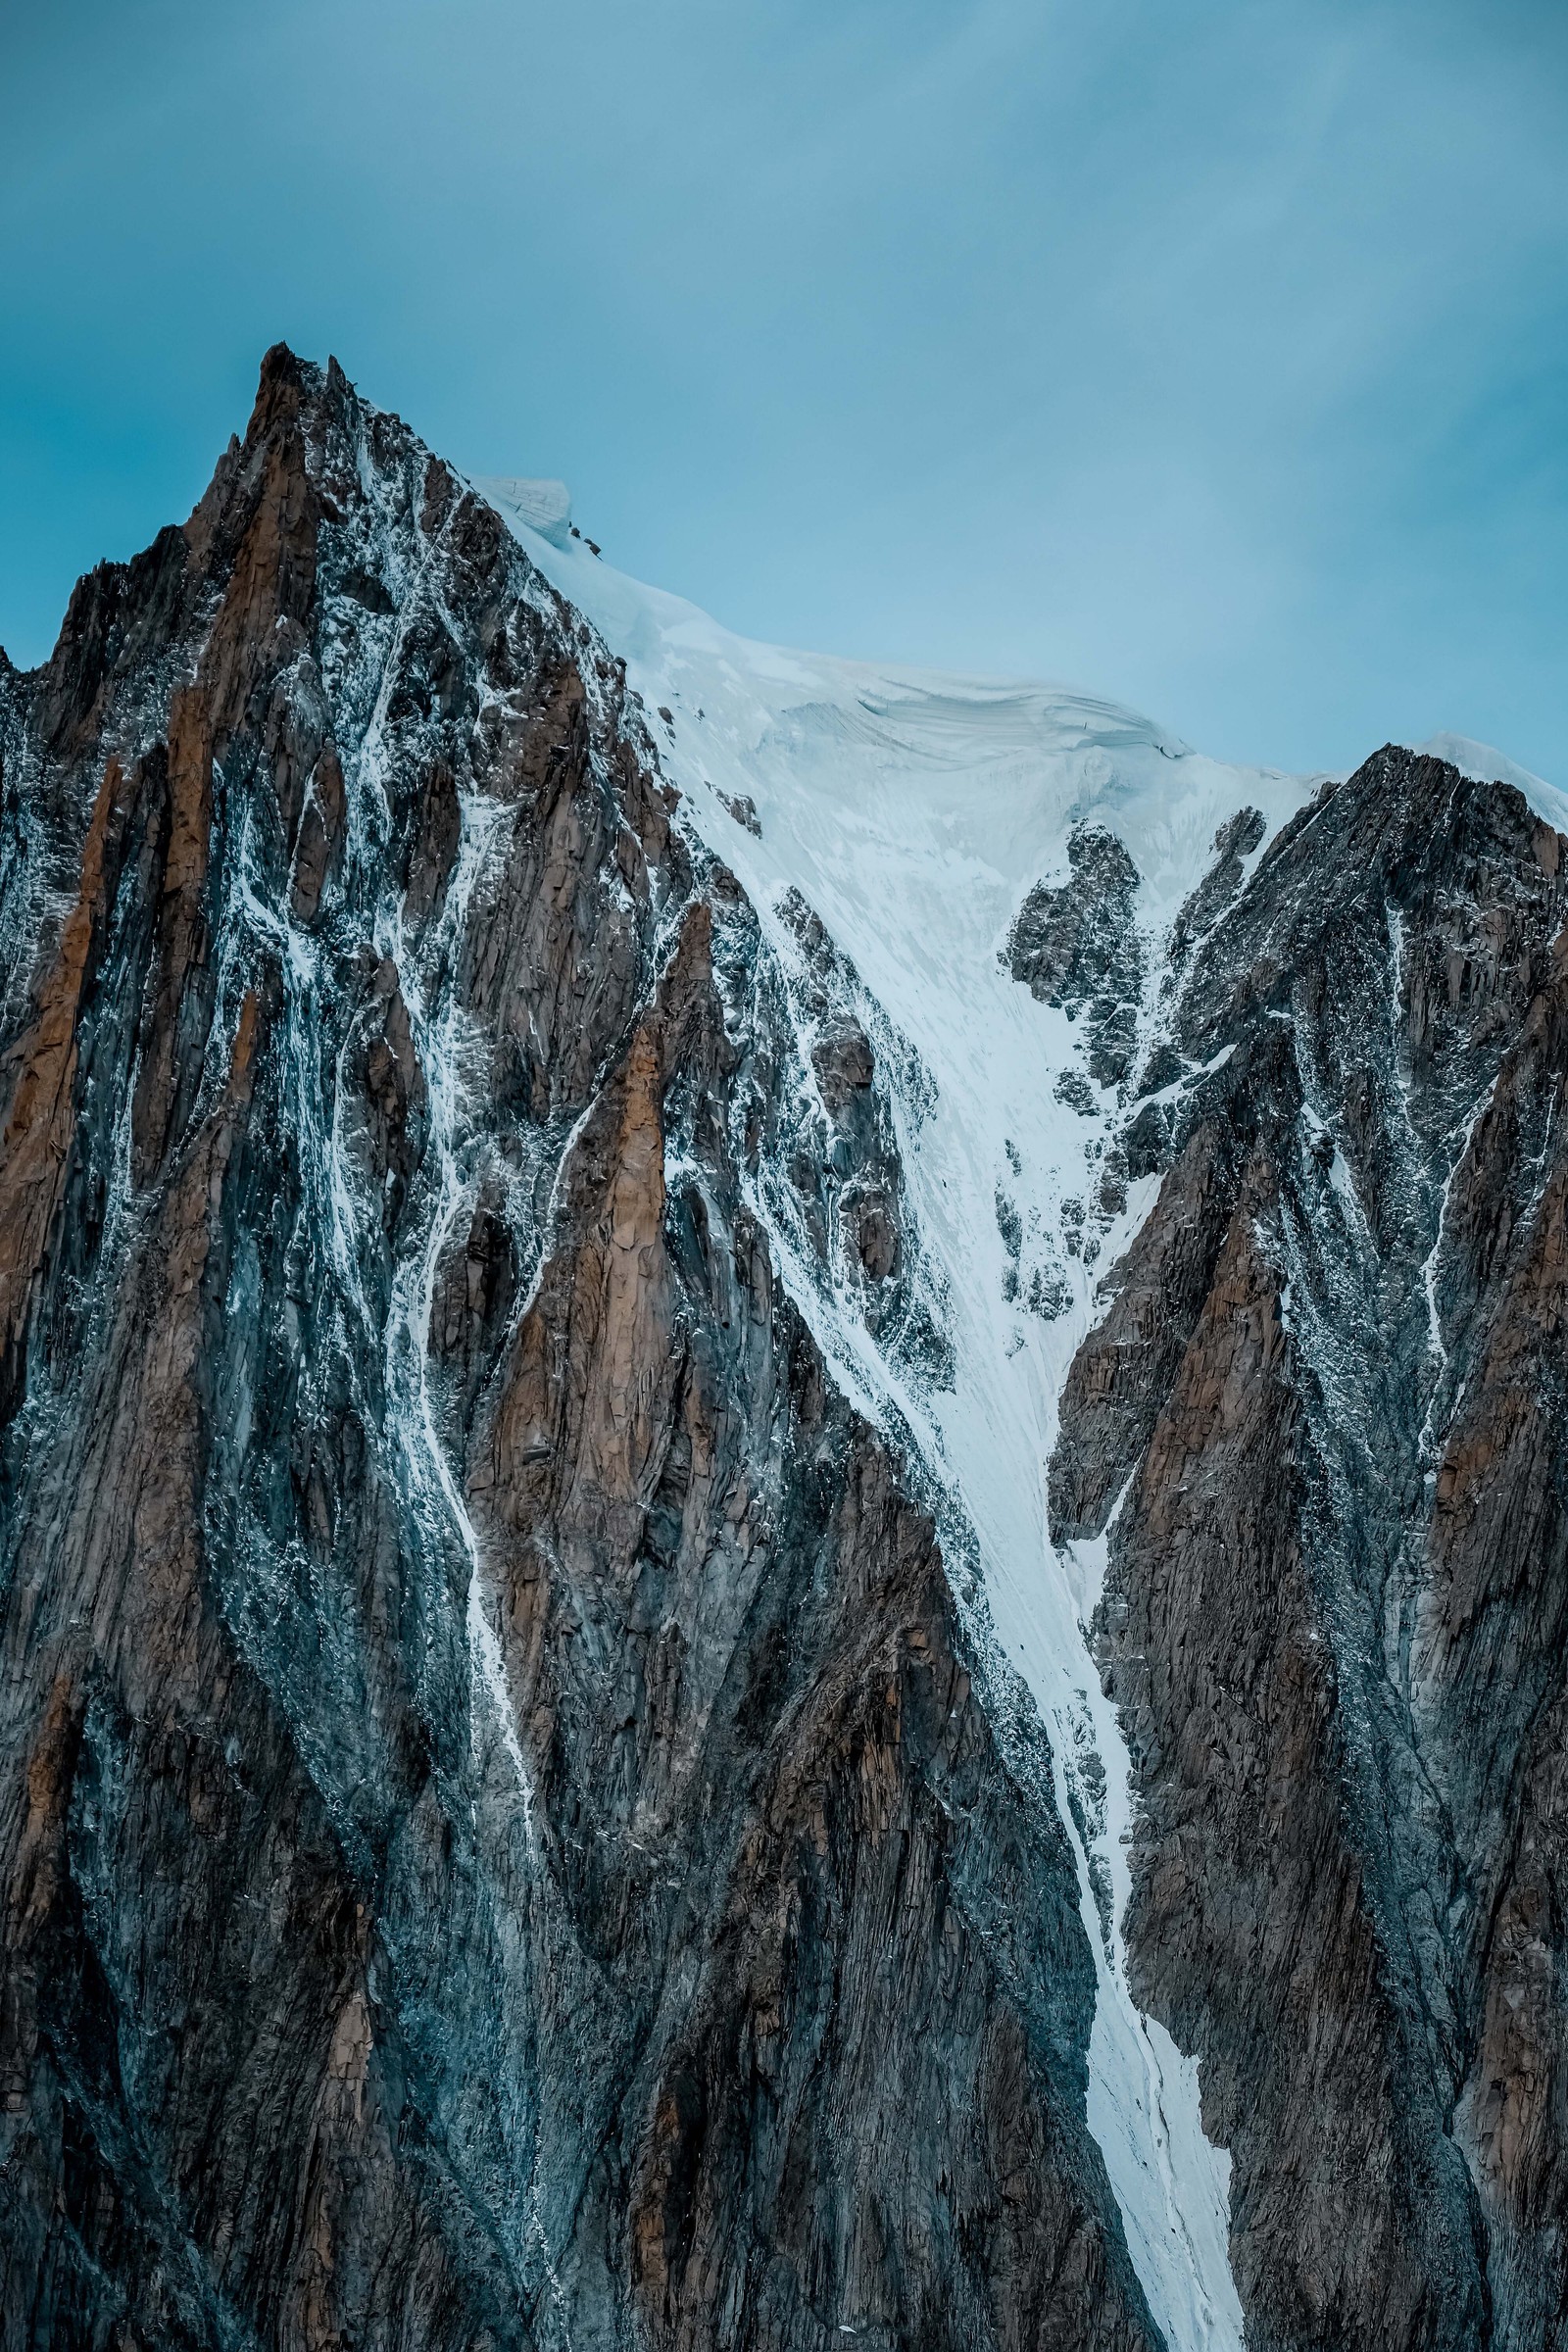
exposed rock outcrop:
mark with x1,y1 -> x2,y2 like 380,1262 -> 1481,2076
1054,749 -> 1568,2351
1007,823 -> 1145,1086
6,349 -> 1565,2352
0,351 -> 1156,2352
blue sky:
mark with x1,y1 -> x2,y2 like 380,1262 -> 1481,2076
2,0 -> 1563,776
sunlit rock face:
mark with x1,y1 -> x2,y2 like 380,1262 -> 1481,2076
0,349 -> 1564,2352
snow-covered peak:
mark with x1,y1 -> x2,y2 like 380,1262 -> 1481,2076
1416,732 -> 1566,829
483,494 -> 1316,922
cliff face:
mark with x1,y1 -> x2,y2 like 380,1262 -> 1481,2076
1054,752 -> 1568,2351
0,352 -> 1154,2352
2,351 -> 1564,2352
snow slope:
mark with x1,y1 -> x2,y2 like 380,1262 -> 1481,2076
477,487 -> 1325,2349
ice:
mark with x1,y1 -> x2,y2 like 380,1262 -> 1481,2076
471,475 -> 574,548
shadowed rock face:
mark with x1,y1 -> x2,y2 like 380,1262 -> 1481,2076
1054,750 -> 1568,2352
0,352 -> 1155,2352
1007,824 -> 1145,1087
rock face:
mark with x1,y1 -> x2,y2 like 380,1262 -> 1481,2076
3,352 -> 1565,2352
1054,750 -> 1568,2351
1007,824 -> 1145,1087
0,353 -> 1156,2352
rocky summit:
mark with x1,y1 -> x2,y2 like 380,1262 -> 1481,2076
1,349 -> 1564,2352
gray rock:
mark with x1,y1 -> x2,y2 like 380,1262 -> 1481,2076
1055,748 -> 1568,2351
0,349 -> 1156,2352
1007,825 -> 1145,1085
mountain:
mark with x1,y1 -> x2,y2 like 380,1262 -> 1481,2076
0,347 -> 1563,2352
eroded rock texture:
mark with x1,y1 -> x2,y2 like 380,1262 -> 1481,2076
0,353 -> 1154,2352
1007,824 -> 1145,1087
1055,750 -> 1568,2351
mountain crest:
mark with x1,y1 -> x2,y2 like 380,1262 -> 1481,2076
1,351 -> 1564,2352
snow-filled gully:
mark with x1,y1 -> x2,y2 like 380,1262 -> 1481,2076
693,744 -> 1248,2352
474,490 -> 1334,2349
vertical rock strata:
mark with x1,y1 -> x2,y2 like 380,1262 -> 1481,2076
1054,752 -> 1568,2351
0,354 -> 1156,2351
7,347 -> 1565,2352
